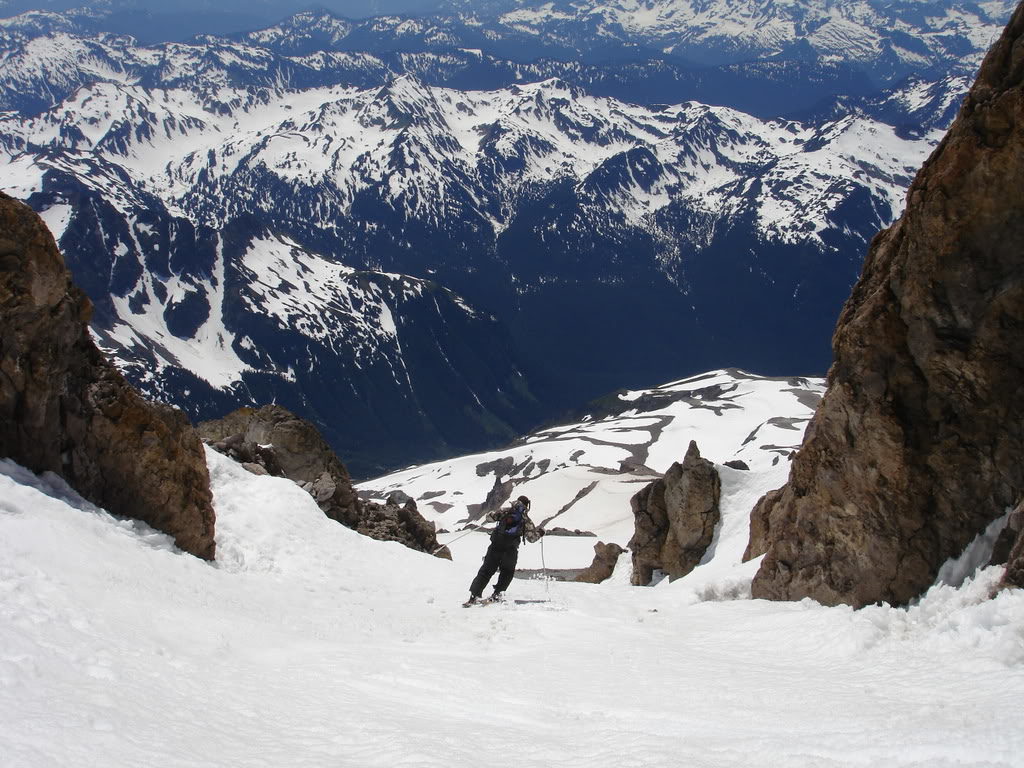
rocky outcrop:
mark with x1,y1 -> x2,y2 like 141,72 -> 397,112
1004,528 -> 1024,589
574,542 -> 626,584
630,441 -> 721,585
744,487 -> 783,564
992,501 -> 1024,588
363,492 -> 451,560
0,192 -> 215,558
749,4 -> 1024,607
200,405 -> 446,556
200,404 -> 363,523
990,502 -> 1023,568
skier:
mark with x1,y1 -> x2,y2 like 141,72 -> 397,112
466,495 -> 543,605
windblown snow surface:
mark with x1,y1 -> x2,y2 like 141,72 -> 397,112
3,373 -> 1024,766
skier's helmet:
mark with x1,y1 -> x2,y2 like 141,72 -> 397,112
517,495 -> 531,509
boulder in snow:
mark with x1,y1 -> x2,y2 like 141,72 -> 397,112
629,441 -> 721,585
574,541 -> 626,584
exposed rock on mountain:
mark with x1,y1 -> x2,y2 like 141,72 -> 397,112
200,405 -> 446,556
989,501 -> 1022,568
744,487 -> 782,564
1004,529 -> 1024,589
365,494 -> 451,560
574,542 -> 626,584
480,475 -> 515,517
748,3 -> 1024,608
200,404 -> 362,522
994,500 -> 1024,588
629,441 -> 721,586
0,191 -> 215,558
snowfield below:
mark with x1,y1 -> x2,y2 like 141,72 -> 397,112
360,369 -> 826,578
2,429 -> 1024,765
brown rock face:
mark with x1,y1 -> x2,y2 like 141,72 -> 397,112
990,501 -> 1023,567
200,405 -> 445,555
750,5 -> 1024,607
629,441 -> 721,585
1004,529 -> 1024,589
574,541 -> 626,584
0,193 -> 215,558
364,493 -> 449,558
743,487 -> 783,563
200,405 -> 362,521
995,501 -> 1024,588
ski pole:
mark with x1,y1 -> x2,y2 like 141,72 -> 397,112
540,534 -> 549,594
432,527 -> 477,555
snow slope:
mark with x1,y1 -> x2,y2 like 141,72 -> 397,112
2,441 -> 1023,767
359,368 -> 826,575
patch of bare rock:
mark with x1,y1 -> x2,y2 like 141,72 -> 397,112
630,441 -> 721,586
0,192 -> 215,558
574,542 -> 626,584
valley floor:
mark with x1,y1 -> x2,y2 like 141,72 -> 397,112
2,451 -> 1023,768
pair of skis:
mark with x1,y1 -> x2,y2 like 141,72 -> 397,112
462,597 -> 549,608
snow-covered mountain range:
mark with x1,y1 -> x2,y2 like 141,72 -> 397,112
7,0 -> 1013,84
0,3 -> 997,471
438,0 -> 1015,79
0,63 -> 951,467
1,1 -> 1014,113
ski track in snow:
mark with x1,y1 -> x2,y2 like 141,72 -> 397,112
2,439 -> 1024,766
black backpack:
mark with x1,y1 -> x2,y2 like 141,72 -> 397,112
497,500 -> 527,541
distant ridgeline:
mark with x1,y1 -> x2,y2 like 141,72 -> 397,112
0,1 -> 1014,474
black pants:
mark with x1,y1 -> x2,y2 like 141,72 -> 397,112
470,538 -> 519,597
